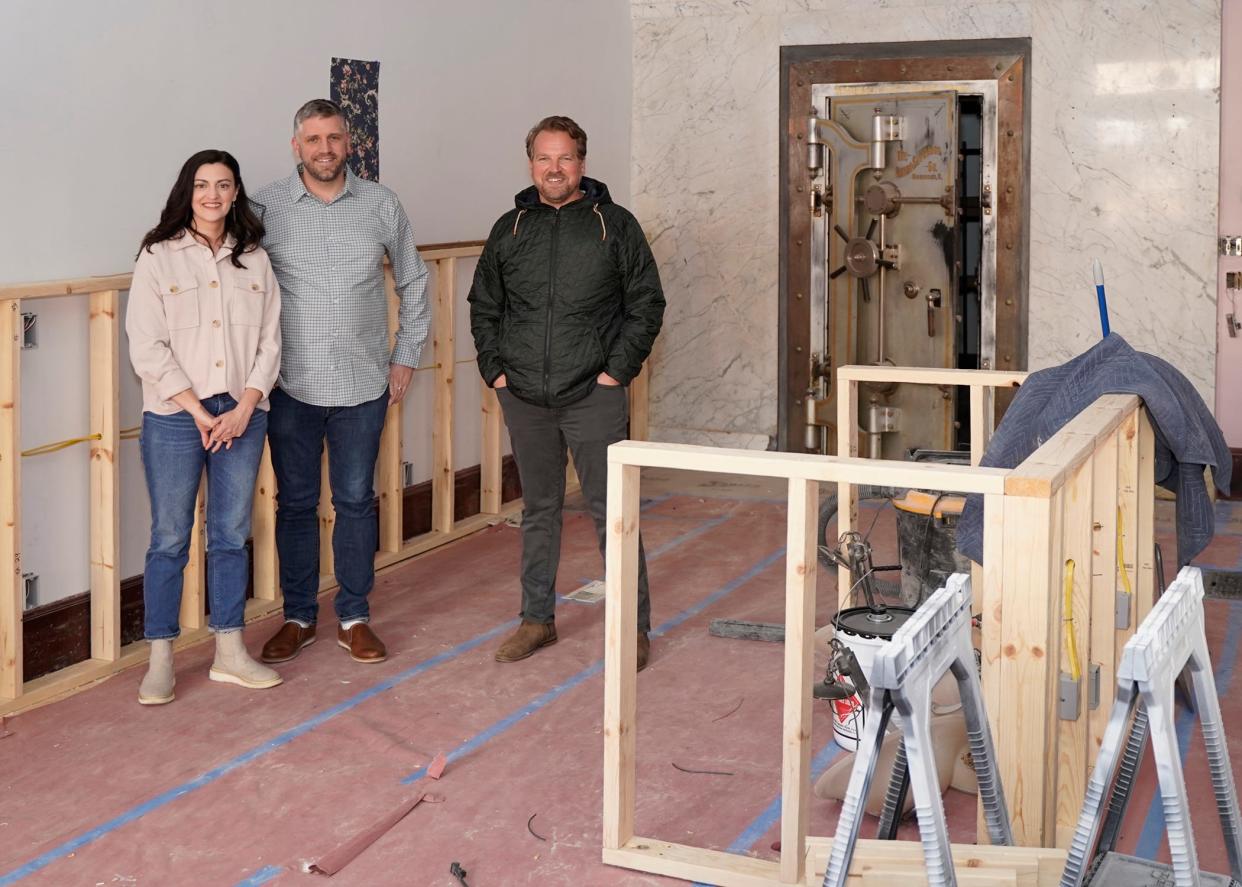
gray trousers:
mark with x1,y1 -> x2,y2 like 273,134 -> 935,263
497,384 -> 652,633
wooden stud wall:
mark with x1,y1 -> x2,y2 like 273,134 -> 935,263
605,367 -> 1155,886
0,240 -> 653,715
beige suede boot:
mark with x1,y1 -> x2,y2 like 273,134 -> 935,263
138,638 -> 176,705
210,631 -> 283,689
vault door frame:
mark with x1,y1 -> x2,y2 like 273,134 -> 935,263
779,39 -> 1031,452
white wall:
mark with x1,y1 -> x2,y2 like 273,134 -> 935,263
0,0 -> 632,604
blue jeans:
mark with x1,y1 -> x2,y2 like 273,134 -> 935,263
139,395 -> 268,639
267,387 -> 388,625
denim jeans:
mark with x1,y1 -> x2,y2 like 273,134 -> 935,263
498,384 -> 651,633
267,387 -> 388,625
139,395 -> 268,639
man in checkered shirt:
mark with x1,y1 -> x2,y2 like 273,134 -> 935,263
252,99 -> 430,666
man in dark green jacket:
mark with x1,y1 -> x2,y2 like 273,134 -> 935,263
468,115 -> 665,670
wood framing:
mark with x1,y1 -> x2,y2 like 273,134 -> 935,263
834,365 -> 1026,611
0,238 -> 558,716
88,290 -> 121,662
377,266 -> 404,553
0,301 -> 21,700
604,370 -> 1155,885
432,256 -> 457,533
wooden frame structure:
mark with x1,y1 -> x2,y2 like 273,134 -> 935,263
0,243 -> 651,715
603,365 -> 1154,885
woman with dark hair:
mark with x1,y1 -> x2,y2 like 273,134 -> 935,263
127,149 -> 282,704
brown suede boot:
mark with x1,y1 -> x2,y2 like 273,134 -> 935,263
495,620 -> 557,662
637,633 -> 651,672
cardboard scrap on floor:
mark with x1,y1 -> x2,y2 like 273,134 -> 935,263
309,792 -> 443,876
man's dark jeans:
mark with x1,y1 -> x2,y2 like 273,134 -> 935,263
267,387 -> 388,625
497,383 -> 651,633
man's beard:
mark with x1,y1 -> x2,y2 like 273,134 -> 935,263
304,155 -> 345,182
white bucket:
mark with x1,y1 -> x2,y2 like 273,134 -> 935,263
829,628 -> 891,752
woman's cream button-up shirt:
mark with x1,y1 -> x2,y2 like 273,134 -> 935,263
127,231 -> 282,415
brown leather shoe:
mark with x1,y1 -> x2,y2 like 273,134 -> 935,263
637,632 -> 651,672
495,620 -> 557,662
260,621 -> 316,663
337,623 -> 387,663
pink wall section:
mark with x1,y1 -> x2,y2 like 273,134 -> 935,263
1218,1 -> 1242,446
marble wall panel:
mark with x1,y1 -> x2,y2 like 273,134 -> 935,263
632,0 -> 1221,449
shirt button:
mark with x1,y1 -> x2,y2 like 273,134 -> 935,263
251,283 -> 259,291
212,319 -> 221,327
209,281 -> 218,288
168,285 -> 179,293
215,360 -> 224,368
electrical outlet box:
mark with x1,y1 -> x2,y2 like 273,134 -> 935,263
22,572 -> 37,608
1059,672 -> 1082,720
20,313 -> 36,349
401,461 -> 415,487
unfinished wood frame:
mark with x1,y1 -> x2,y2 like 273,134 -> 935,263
603,383 -> 1154,885
834,364 -> 1027,613
0,238 -> 663,715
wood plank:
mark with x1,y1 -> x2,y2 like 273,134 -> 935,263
371,503 -> 521,571
480,382 -> 503,514
318,449 -> 335,577
1055,458 -> 1094,848
780,478 -> 817,883
604,837 -> 1066,887
1088,428 -> 1119,782
836,376 -> 859,611
0,274 -> 135,302
1115,410 -> 1139,648
0,240 -> 480,304
88,290 -> 121,661
1136,410 -> 1156,622
602,462 -> 641,850
609,441 -> 1009,495
0,301 -> 21,700
978,491 -> 1005,842
604,838 -> 780,887
804,836 -> 1064,887
378,266 -> 403,553
998,493 -> 1056,846
970,384 -> 987,466
251,441 -> 279,601
836,365 -> 1027,389
417,242 -> 486,261
628,361 -> 649,442
1004,396 -> 1140,498
432,257 -> 456,534
179,479 -> 206,631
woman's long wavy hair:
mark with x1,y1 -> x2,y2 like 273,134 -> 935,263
138,149 -> 265,268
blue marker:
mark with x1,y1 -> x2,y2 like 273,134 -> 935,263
1093,258 -> 1111,337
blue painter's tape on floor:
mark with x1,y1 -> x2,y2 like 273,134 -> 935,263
690,740 -> 847,887
0,503 -> 739,885
233,865 -> 283,886
1134,599 -> 1242,860
400,546 -> 787,784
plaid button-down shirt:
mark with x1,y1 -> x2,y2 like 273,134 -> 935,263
253,168 -> 430,407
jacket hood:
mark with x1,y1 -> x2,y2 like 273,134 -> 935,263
514,176 -> 612,210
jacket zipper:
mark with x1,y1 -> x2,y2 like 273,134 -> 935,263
542,211 -> 559,404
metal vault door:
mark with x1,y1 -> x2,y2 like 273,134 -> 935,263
779,41 -> 1029,455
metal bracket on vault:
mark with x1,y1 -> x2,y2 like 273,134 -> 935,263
822,573 -> 1013,887
1060,566 -> 1242,887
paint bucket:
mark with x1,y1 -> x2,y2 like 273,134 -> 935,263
829,605 -> 915,751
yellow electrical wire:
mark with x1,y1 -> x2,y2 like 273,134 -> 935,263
21,426 -> 141,457
1063,558 -> 1082,682
1116,506 -> 1133,598
22,433 -> 101,457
